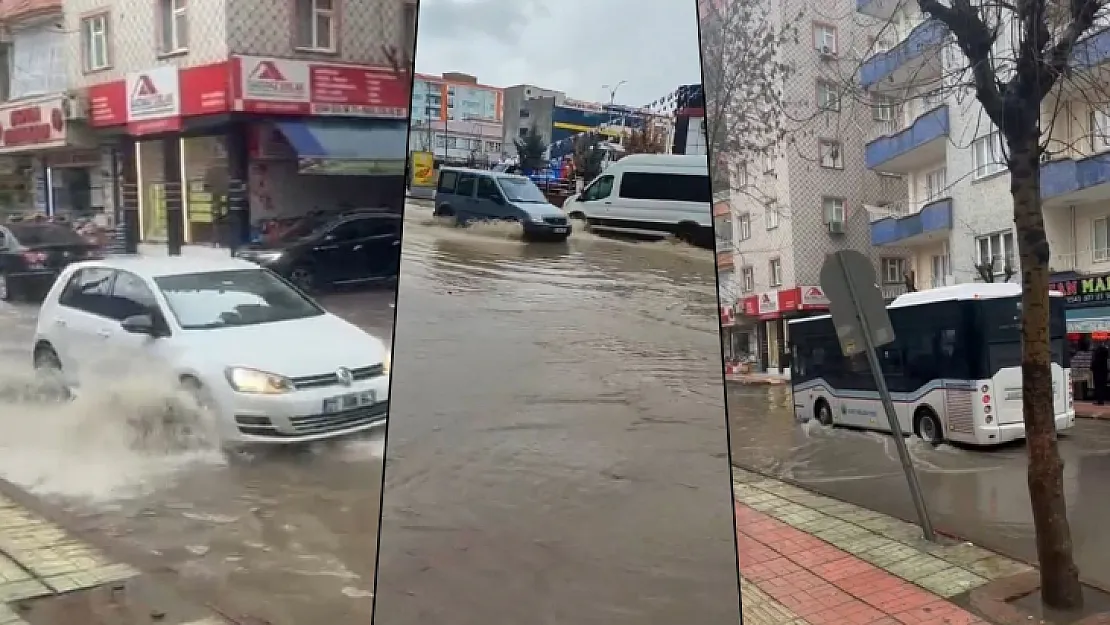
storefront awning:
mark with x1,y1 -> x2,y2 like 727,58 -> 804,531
1067,306 -> 1110,333
273,120 -> 407,176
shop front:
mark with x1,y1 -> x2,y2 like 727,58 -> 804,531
85,56 -> 409,253
747,286 -> 830,374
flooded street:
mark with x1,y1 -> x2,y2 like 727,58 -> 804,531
0,202 -> 739,625
728,384 -> 1110,590
373,204 -> 739,624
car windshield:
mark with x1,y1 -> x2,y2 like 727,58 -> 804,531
275,216 -> 333,242
154,269 -> 324,330
7,223 -> 85,246
497,177 -> 548,203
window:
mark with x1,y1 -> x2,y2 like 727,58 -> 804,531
82,13 -> 111,72
618,173 -> 712,203
295,0 -> 335,51
1095,217 -> 1110,262
456,173 -> 477,197
931,253 -> 950,287
159,0 -> 188,53
814,23 -> 837,54
872,96 -> 895,121
972,132 -> 1006,178
822,197 -> 846,223
769,258 -> 783,286
437,170 -> 458,193
976,231 -> 1016,273
476,176 -> 502,201
155,270 -> 323,330
1091,109 -> 1110,152
765,201 -> 780,229
762,152 -> 775,173
741,266 -> 755,292
819,140 -> 843,169
445,137 -> 458,149
736,163 -> 748,188
924,167 -> 947,201
59,268 -> 115,317
582,175 -> 614,201
738,213 -> 752,240
882,257 -> 906,284
111,270 -> 159,320
922,89 -> 945,109
816,80 -> 840,111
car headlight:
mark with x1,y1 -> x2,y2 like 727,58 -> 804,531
530,214 -> 546,223
382,351 -> 391,376
224,367 -> 294,394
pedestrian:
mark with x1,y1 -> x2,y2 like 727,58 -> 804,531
1092,341 -> 1109,405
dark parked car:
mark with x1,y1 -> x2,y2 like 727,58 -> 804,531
0,221 -> 101,302
234,210 -> 402,292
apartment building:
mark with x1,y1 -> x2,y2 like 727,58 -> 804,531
858,2 -> 1110,333
49,0 -> 417,251
409,72 -> 503,164
718,0 -> 907,374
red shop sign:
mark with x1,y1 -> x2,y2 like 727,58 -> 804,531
0,99 -> 67,152
87,61 -> 231,134
778,288 -> 799,313
232,55 -> 409,118
742,296 -> 758,317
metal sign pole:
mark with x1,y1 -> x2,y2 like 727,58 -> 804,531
835,253 -> 937,542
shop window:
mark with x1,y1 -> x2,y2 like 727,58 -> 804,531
158,0 -> 188,53
295,0 -> 336,51
81,13 -> 111,72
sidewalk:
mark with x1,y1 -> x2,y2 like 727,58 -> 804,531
0,484 -> 230,624
1074,401 -> 1110,420
734,467 -> 1031,624
725,373 -> 789,386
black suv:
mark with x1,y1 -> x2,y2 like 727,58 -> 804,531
0,220 -> 101,302
235,210 -> 402,292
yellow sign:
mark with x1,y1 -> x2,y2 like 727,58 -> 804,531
411,151 -> 436,188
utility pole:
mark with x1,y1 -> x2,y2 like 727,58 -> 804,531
602,80 -> 627,144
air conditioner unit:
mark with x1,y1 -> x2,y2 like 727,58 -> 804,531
828,220 -> 845,234
820,45 -> 836,57
61,94 -> 87,122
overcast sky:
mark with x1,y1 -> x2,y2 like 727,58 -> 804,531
413,0 -> 703,108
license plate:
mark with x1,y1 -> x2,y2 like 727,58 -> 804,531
553,227 -> 568,234
322,390 -> 376,413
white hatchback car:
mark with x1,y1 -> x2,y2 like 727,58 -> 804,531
32,255 -> 391,444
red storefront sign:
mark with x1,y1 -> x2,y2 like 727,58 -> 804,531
231,56 -> 409,118
0,98 -> 67,153
757,292 -> 780,320
778,288 -> 799,313
88,62 -> 232,135
720,304 -> 736,326
797,285 -> 830,310
741,296 -> 758,317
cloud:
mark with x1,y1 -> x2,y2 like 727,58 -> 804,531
414,0 -> 702,107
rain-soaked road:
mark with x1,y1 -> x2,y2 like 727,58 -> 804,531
0,203 -> 739,625
373,204 -> 739,625
727,384 -> 1110,590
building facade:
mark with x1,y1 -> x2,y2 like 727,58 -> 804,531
500,84 -> 564,150
408,72 -> 503,163
717,0 -> 908,374
46,0 -> 417,251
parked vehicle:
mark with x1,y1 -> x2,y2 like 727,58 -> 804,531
235,210 -> 401,292
0,221 -> 102,302
433,167 -> 572,241
32,255 -> 391,444
562,154 -> 713,247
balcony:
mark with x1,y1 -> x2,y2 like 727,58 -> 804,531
865,105 -> 949,173
1041,152 -> 1110,207
856,0 -> 900,21
1070,27 -> 1110,71
860,20 -> 946,91
870,197 -> 953,246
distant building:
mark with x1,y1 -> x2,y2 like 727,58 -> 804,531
671,84 -> 706,156
501,84 -> 565,151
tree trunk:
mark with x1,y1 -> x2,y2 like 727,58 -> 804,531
1009,133 -> 1083,609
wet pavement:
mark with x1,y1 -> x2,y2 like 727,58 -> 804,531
0,204 -> 739,625
727,384 -> 1110,591
373,205 -> 740,625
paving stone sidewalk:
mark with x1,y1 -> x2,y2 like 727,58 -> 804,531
0,489 -> 228,624
734,467 -> 1032,625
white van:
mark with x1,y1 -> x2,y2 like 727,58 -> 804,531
562,154 -> 712,247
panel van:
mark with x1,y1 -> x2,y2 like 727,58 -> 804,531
433,167 -> 572,242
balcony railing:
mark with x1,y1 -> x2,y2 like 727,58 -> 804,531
870,197 -> 954,246
865,105 -> 950,172
859,19 -> 947,90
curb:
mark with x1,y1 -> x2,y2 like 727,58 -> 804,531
0,476 -> 256,623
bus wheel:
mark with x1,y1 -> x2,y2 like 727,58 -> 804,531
815,400 -> 833,426
915,408 -> 943,444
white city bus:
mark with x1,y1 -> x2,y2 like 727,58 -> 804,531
788,283 -> 1075,446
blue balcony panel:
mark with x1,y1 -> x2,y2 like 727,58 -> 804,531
865,105 -> 949,173
870,198 -> 954,247
1041,152 -> 1110,206
859,20 -> 946,90
856,0 -> 900,20
1071,27 -> 1110,71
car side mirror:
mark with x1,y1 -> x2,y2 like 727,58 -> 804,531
492,195 -> 506,205
121,314 -> 156,336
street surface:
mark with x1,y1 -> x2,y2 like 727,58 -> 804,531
727,384 -> 1110,590
0,203 -> 740,625
372,204 -> 740,625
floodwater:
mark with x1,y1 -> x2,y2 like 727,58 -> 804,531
727,383 -> 1110,590
0,203 -> 741,625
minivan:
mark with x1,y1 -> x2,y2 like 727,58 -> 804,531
562,154 -> 712,247
433,167 -> 572,241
